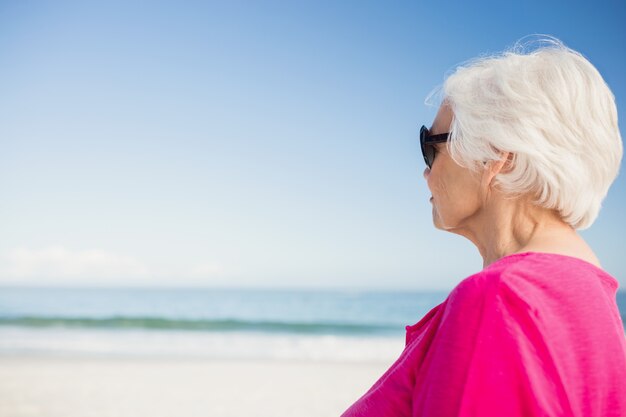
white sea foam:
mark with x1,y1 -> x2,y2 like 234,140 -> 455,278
0,326 -> 404,362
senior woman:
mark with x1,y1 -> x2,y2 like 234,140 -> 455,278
341,37 -> 626,417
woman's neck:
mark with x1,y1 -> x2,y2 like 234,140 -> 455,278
458,194 -> 590,268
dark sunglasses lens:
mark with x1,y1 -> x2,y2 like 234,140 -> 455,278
420,126 -> 430,168
424,145 -> 435,168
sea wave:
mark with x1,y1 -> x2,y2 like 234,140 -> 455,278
0,316 -> 399,335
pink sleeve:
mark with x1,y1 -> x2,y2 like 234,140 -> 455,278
411,271 -> 567,417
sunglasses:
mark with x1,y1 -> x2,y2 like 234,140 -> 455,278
420,125 -> 450,169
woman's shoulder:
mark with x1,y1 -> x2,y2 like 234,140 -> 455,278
448,251 -> 619,308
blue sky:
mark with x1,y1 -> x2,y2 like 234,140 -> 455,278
1,0 -> 625,290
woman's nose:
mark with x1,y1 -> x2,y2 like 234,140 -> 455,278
423,167 -> 430,180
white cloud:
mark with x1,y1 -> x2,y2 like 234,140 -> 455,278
0,246 -> 150,284
188,262 -> 226,278
0,246 -> 232,287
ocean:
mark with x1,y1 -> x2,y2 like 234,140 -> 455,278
1,287 -> 624,362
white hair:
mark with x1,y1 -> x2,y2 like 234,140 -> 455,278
427,35 -> 622,230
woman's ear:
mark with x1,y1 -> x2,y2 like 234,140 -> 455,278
481,152 -> 513,190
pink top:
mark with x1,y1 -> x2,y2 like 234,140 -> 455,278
341,252 -> 626,417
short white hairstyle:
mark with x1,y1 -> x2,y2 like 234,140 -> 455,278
428,35 -> 622,230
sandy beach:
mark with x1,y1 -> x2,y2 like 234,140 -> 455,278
0,354 -> 390,417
